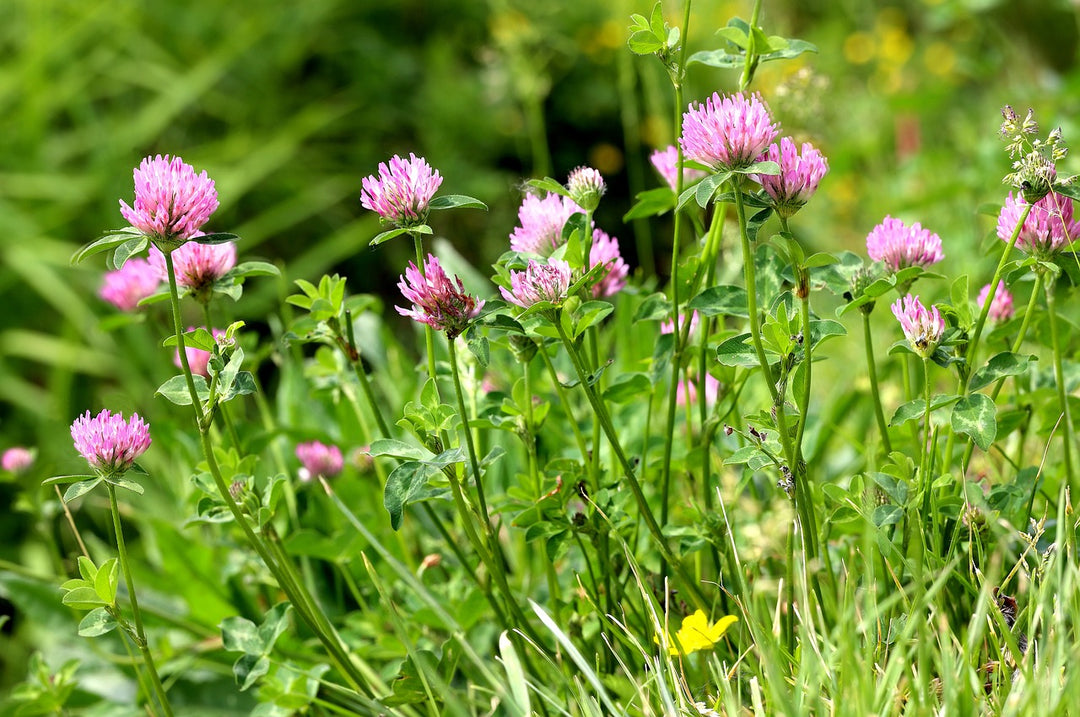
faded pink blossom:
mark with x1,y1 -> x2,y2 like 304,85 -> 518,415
119,154 -> 219,244
296,441 -> 344,481
175,327 -> 225,378
661,310 -> 700,336
977,283 -> 1015,323
148,238 -> 237,292
752,137 -> 828,217
70,409 -> 151,476
396,254 -> 484,339
650,145 -> 706,191
509,193 -> 581,256
99,258 -> 162,311
891,294 -> 945,357
567,166 -> 605,211
2,447 -> 34,474
680,92 -> 779,172
360,153 -> 443,226
996,191 -> 1080,255
866,216 -> 943,272
500,259 -> 573,309
676,374 -> 721,407
589,229 -> 629,298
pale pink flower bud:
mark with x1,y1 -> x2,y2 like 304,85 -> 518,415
891,294 -> 945,357
500,259 -> 573,308
396,254 -> 484,340
99,258 -> 162,311
680,92 -> 779,172
360,153 -> 443,226
866,216 -> 944,272
650,145 -> 706,191
567,166 -> 606,211
752,137 -> 828,217
509,193 -> 581,256
119,154 -> 219,245
977,283 -> 1015,323
996,191 -> 1080,255
295,441 -> 344,481
70,409 -> 151,476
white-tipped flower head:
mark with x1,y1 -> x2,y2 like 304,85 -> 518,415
891,294 -> 945,358
996,191 -> 1079,257
360,153 -> 443,227
500,259 -> 573,309
566,166 -> 606,212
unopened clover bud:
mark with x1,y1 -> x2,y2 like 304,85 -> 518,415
566,166 -> 605,212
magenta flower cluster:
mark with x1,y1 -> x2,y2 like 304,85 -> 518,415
650,145 -> 706,191
891,294 -> 945,357
70,409 -> 151,476
978,283 -> 1015,323
753,137 -> 828,217
510,193 -> 581,256
149,238 -> 237,292
100,258 -> 162,311
360,153 -> 443,226
2,447 -> 34,474
119,155 -> 219,245
680,92 -> 779,172
866,216 -> 944,272
589,229 -> 629,299
996,191 -> 1080,255
501,259 -> 573,309
396,254 -> 484,339
296,440 -> 344,481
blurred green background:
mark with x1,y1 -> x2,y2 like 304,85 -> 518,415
1,0 -> 1079,688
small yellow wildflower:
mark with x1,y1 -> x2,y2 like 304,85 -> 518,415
656,610 -> 738,656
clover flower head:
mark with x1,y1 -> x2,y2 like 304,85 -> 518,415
891,294 -> 945,357
753,137 -> 828,217
566,166 -> 606,211
70,409 -> 151,476
589,229 -> 629,298
2,447 -> 35,474
119,154 -> 219,245
175,327 -> 226,378
680,92 -> 779,172
996,191 -> 1079,256
295,441 -> 344,482
360,153 -> 443,226
977,283 -> 1015,324
99,258 -> 162,311
509,193 -> 581,256
676,374 -> 720,408
865,216 -> 944,272
396,254 -> 484,339
148,237 -> 237,292
655,610 -> 738,656
650,145 -> 707,191
500,259 -> 573,309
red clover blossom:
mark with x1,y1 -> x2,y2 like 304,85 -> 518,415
650,145 -> 706,191
119,154 -> 219,247
866,216 -> 944,272
509,193 -> 581,256
753,137 -> 828,217
977,283 -> 1015,323
148,238 -> 237,293
396,254 -> 484,340
588,229 -> 629,298
360,153 -> 443,227
891,294 -> 945,358
70,409 -> 151,476
2,447 -> 35,474
680,92 -> 779,172
296,441 -> 344,481
500,259 -> 573,309
99,258 -> 162,311
996,191 -> 1079,256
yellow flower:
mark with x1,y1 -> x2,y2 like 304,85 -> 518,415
656,610 -> 738,656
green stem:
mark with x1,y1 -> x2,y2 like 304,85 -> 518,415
107,483 -> 174,717
862,310 -> 893,454
345,310 -> 393,439
920,358 -> 933,485
537,345 -> 592,483
414,235 -> 440,387
447,339 -> 492,527
1045,275 -> 1076,490
552,318 -> 706,609
163,252 -> 205,428
739,0 -> 763,91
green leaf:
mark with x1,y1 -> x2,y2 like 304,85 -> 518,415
62,586 -> 107,610
688,285 -> 748,318
221,615 -> 262,655
573,300 -> 613,338
951,274 -> 972,328
93,558 -> 118,605
70,228 -> 142,265
737,160 -> 780,177
623,187 -> 676,221
969,352 -> 1037,391
872,504 -> 904,527
191,232 -> 240,245
890,394 -> 961,426
632,293 -> 672,322
229,261 -> 280,279
111,236 -> 150,270
628,31 -> 665,55
155,375 -> 209,405
384,461 -> 443,530
428,194 -> 488,211
952,393 -> 997,451
108,475 -> 145,495
467,333 -> 489,368
233,653 -> 269,691
78,607 -> 117,637
368,439 -> 425,461
695,173 -> 728,208
370,227 -> 411,247
686,49 -> 743,68
716,333 -> 759,368
42,474 -> 97,487
64,478 -> 103,502
602,373 -> 652,403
